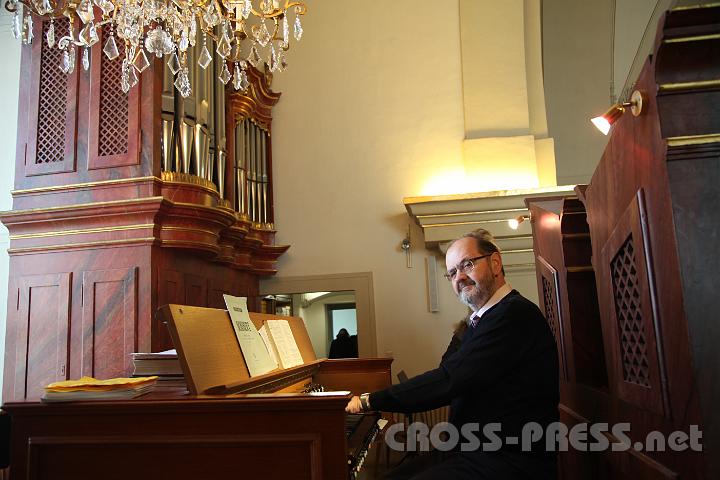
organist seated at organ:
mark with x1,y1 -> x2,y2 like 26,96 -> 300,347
347,229 -> 560,479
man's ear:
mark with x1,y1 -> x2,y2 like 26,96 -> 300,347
491,252 -> 503,276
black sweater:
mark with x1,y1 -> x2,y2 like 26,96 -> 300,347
370,290 -> 559,449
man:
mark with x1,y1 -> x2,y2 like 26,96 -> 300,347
346,229 -> 559,479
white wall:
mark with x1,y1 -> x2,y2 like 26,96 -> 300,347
0,13 -> 22,397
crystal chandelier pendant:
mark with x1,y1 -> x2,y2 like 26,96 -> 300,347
268,44 -> 277,72
282,15 -> 289,45
82,47 -> 90,71
257,20 -> 271,47
203,3 -> 220,27
11,11 -> 21,40
80,22 -> 99,47
46,20 -> 55,48
233,63 -> 242,90
60,47 -> 76,74
168,52 -> 181,75
219,62 -> 231,84
145,26 -> 173,58
67,47 -> 76,74
216,33 -> 232,59
241,0 -> 252,19
174,68 -> 191,98
239,68 -> 250,91
197,43 -> 212,69
39,0 -> 52,15
189,18 -> 197,47
179,30 -> 189,52
294,10 -> 303,41
128,62 -> 139,88
133,48 -> 150,73
103,33 -> 120,60
77,0 -> 94,24
248,43 -> 261,67
99,0 -> 114,16
23,13 -> 34,45
121,59 -> 131,93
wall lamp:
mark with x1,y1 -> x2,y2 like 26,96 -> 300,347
590,90 -> 645,135
508,215 -> 530,230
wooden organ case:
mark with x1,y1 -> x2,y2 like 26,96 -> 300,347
2,305 -> 392,479
0,16 -> 288,404
526,6 -> 718,479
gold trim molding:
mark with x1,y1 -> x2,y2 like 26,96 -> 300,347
664,33 -> 720,43
12,177 -> 159,196
667,133 -> 720,147
1,197 -> 165,216
160,171 -> 218,192
10,224 -> 155,240
659,79 -> 720,91
8,237 -> 158,254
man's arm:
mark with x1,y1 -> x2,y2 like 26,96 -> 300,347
345,300 -> 541,414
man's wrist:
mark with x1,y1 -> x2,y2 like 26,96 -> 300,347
359,393 -> 372,411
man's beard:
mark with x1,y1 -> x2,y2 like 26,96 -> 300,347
457,274 -> 494,310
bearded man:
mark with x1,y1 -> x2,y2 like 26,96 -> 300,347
346,229 -> 559,479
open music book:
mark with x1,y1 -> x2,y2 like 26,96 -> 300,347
259,319 -> 304,369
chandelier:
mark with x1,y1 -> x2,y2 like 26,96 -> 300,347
5,0 -> 307,96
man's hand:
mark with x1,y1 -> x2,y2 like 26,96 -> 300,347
345,395 -> 362,413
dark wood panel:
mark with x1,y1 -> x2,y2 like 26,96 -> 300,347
12,273 -> 71,400
598,190 -> 668,417
81,268 -> 138,378
27,434 -> 320,480
184,274 -> 207,307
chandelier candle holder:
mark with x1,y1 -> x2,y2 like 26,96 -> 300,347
5,0 -> 307,96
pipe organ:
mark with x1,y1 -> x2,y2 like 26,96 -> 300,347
160,34 -> 229,199
236,119 -> 271,225
0,20 -> 288,404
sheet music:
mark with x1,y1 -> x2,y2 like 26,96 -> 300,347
224,295 -> 278,376
258,325 -> 280,366
265,319 -> 304,368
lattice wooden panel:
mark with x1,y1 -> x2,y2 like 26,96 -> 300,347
542,275 -> 561,346
98,24 -> 129,157
610,235 -> 651,387
36,18 -> 69,164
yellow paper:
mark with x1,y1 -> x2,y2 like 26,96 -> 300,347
45,376 -> 158,392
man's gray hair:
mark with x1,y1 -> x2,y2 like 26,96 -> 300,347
460,229 -> 501,255
457,229 -> 505,275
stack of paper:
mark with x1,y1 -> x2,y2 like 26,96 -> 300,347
42,376 -> 158,403
131,349 -> 186,388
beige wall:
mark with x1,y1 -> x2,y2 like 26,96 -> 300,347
542,0 -> 615,185
268,1 -> 469,377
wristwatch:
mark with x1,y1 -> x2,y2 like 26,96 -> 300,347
359,393 -> 372,411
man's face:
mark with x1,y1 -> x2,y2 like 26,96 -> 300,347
445,237 -> 497,310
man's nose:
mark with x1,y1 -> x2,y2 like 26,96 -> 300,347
454,270 -> 469,283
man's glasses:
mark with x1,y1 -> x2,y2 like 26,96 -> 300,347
444,254 -> 492,281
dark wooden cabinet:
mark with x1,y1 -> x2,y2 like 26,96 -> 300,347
1,16 -> 288,402
527,6 -> 719,478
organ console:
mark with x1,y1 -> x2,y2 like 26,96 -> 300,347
2,304 -> 392,479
